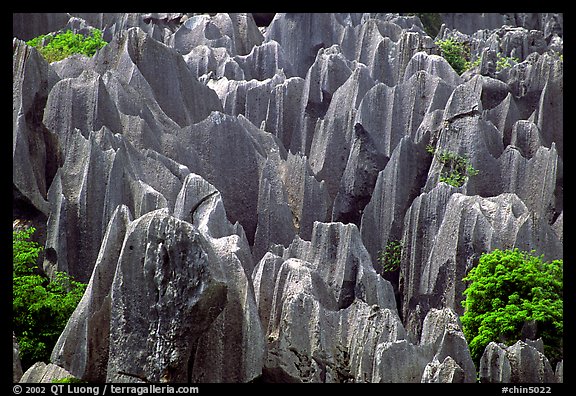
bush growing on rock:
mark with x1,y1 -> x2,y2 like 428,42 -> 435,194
426,145 -> 479,187
436,38 -> 469,75
13,228 -> 87,370
377,240 -> 403,273
26,29 -> 107,63
461,248 -> 563,367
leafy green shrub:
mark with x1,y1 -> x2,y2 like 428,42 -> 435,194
496,53 -> 520,71
377,240 -> 403,273
427,146 -> 479,187
13,227 -> 87,370
26,29 -> 107,63
436,38 -> 469,75
461,248 -> 563,366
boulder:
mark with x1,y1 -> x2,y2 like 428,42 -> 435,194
105,209 -> 228,383
20,362 -> 74,383
421,356 -> 465,383
419,308 -> 476,382
479,341 -> 555,383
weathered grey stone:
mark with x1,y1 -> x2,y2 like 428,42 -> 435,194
189,233 -> 264,383
279,221 -> 397,310
20,362 -> 74,383
480,340 -> 555,383
251,252 -> 285,335
183,45 -> 230,79
360,136 -> 430,270
341,17 -> 435,86
507,340 -> 555,383
13,333 -> 23,382
510,120 -> 544,158
259,255 -> 406,383
233,40 -> 295,80
168,112 -> 270,245
404,51 -> 462,87
292,44 -> 354,156
399,182 -> 457,340
332,123 -> 388,226
263,76 -> 306,151
253,155 -> 297,262
280,152 -> 331,241
51,205 -> 132,381
309,64 -> 375,198
44,128 -> 182,282
91,27 -> 222,128
479,342 -> 512,383
106,209 -> 228,383
13,39 -> 61,216
555,360 -> 563,383
439,13 -> 563,36
170,13 -> 263,57
372,339 -> 429,382
43,70 -> 122,146
498,144 -> 562,231
265,13 -> 348,78
13,13 -> 71,41
420,308 -> 476,382
421,356 -> 465,383
12,12 -> 563,384
355,70 -> 453,159
485,92 -> 522,147
208,73 -> 286,128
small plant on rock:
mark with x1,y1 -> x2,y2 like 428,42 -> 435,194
427,146 -> 479,188
496,53 -> 520,71
377,240 -> 403,273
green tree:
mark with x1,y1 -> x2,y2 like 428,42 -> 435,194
461,248 -> 563,367
13,227 -> 87,370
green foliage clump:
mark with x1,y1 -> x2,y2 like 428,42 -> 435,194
496,53 -> 520,71
436,38 -> 469,75
427,146 -> 479,187
377,240 -> 403,273
13,227 -> 87,370
26,29 -> 107,63
461,248 -> 563,366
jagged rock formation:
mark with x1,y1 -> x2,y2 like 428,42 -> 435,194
19,362 -> 74,383
13,12 -> 562,383
479,340 -> 557,383
13,334 -> 23,382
